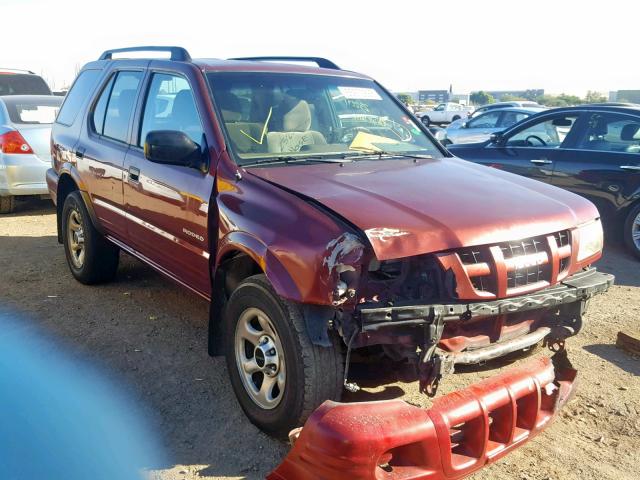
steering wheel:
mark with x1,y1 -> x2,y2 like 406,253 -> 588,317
389,122 -> 413,142
340,126 -> 373,143
525,135 -> 547,146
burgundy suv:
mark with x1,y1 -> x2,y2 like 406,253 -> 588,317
48,47 -> 613,437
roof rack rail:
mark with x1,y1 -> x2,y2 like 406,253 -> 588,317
98,46 -> 191,62
0,68 -> 36,74
229,56 -> 340,70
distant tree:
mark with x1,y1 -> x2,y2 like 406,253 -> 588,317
397,94 -> 414,105
535,95 -> 566,107
584,91 -> 607,104
522,89 -> 542,101
499,94 -> 527,102
557,93 -> 582,105
536,93 -> 582,107
470,91 -> 495,106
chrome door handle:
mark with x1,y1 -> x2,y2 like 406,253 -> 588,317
620,165 -> 640,171
530,159 -> 553,165
128,166 -> 140,182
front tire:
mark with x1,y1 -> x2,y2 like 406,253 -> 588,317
421,116 -> 431,127
0,195 -> 15,214
623,203 -> 640,260
62,191 -> 119,284
224,274 -> 344,438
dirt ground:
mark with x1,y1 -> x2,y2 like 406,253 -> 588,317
1,198 -> 638,480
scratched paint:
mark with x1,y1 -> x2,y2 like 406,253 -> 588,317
365,227 -> 410,242
322,233 -> 364,276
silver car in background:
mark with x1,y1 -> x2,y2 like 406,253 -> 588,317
445,106 -> 546,144
0,95 -> 62,213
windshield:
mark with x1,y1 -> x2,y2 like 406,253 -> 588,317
206,72 -> 441,165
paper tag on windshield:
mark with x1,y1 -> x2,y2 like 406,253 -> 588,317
337,86 -> 382,101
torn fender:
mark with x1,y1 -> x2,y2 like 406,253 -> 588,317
268,353 -> 576,480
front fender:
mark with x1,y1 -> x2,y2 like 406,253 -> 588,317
217,231 -> 302,302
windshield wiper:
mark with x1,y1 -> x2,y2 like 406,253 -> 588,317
343,150 -> 434,161
240,155 -> 352,168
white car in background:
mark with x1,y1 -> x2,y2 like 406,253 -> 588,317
416,102 -> 474,126
0,95 -> 62,213
469,100 -> 543,118
445,106 -> 546,144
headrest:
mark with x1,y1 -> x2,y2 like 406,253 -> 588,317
116,89 -> 137,114
589,116 -> 608,136
621,123 -> 640,141
283,100 -> 311,132
217,92 -> 242,122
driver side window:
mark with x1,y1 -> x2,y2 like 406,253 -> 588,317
467,111 -> 501,129
505,115 -> 579,148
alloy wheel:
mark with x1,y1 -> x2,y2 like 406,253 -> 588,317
67,208 -> 85,269
234,307 -> 286,409
632,211 -> 640,251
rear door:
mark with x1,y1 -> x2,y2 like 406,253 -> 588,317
78,67 -> 145,239
552,110 -> 640,224
474,111 -> 583,184
123,66 -> 215,297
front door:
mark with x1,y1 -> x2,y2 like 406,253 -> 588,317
123,70 -> 214,297
479,112 -> 583,184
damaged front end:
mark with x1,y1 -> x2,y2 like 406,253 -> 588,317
269,352 -> 577,480
324,229 -> 613,396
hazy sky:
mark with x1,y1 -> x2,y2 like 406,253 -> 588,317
2,0 -> 637,95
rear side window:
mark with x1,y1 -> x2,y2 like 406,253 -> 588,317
0,74 -> 51,96
102,71 -> 143,143
91,75 -> 116,135
56,70 -> 102,126
575,113 -> 640,153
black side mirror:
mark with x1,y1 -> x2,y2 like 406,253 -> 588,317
144,130 -> 206,171
490,132 -> 504,145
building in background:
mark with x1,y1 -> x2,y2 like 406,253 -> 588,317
418,89 -> 450,104
609,90 -> 640,103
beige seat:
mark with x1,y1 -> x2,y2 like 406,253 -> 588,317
267,100 -> 326,153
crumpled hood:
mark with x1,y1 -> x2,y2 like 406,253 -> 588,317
247,157 -> 599,260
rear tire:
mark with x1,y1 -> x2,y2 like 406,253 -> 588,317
0,195 -> 15,214
623,203 -> 640,260
224,274 -> 344,439
61,191 -> 119,284
452,115 -> 461,122
421,116 -> 431,127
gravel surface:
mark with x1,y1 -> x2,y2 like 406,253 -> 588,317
1,199 -> 638,480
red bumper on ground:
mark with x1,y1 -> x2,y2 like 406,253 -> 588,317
268,354 -> 576,480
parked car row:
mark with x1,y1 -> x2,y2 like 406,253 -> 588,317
0,69 -> 60,213
449,104 -> 640,258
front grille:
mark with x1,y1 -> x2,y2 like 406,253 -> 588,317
438,230 -> 572,299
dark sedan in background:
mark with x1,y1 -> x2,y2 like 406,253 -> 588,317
450,105 -> 640,258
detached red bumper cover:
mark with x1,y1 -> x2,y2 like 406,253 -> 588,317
268,354 -> 576,480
